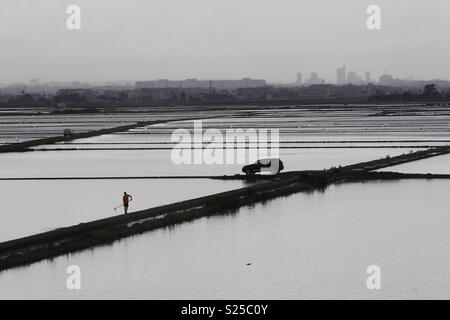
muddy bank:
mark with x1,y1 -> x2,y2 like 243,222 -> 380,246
30,145 -> 440,151
0,175 -> 280,181
343,146 -> 450,171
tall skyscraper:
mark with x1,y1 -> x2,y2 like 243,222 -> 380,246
347,71 -> 357,83
296,72 -> 302,85
337,65 -> 346,85
347,71 -> 364,85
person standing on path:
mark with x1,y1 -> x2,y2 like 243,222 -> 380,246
123,192 -> 133,214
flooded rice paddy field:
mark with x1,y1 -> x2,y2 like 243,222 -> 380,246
1,104 -> 450,299
378,153 -> 450,175
0,107 -> 237,144
0,148 -> 419,178
2,104 -> 450,144
1,179 -> 450,299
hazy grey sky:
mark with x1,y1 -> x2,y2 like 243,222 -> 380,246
0,0 -> 449,83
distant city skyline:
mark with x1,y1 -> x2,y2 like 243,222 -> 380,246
1,65 -> 448,86
2,69 -> 450,88
0,0 -> 449,84
295,67 -> 449,87
2,68 -> 450,87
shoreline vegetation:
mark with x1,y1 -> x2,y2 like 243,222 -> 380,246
1,146 -> 450,271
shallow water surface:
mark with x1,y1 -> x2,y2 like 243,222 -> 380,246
1,179 -> 449,299
379,153 -> 450,174
0,148 -> 418,178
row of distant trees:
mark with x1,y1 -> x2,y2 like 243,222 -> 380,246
369,84 -> 448,102
1,84 -> 449,107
